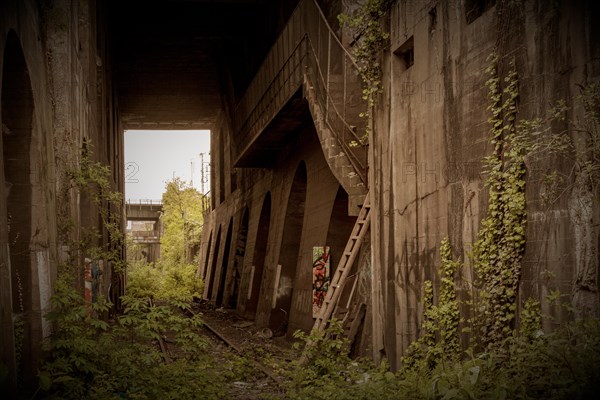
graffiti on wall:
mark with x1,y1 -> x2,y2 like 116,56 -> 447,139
312,246 -> 330,318
84,258 -> 104,316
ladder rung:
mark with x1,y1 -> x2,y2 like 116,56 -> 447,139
309,191 -> 370,338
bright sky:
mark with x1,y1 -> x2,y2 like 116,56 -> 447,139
124,130 -> 211,201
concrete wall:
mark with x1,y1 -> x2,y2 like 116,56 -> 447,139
369,0 -> 599,369
199,105 -> 362,336
0,0 -> 123,392
205,0 -> 598,370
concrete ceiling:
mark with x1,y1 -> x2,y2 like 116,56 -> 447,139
109,0 -> 297,130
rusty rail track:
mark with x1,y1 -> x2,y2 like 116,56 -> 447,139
201,320 -> 282,384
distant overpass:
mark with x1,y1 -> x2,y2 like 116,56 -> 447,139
125,199 -> 163,221
126,200 -> 163,262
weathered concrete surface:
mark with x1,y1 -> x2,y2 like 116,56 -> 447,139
0,0 -> 124,392
369,0 -> 599,368
200,106 -> 361,336
2,0 -> 597,381
203,0 -> 598,371
126,203 -> 163,263
110,0 -> 300,130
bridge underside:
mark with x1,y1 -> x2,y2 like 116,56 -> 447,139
235,89 -> 309,168
110,0 -> 299,130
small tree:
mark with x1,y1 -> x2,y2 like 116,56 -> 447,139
161,177 -> 204,265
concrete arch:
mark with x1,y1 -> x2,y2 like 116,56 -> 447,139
201,229 -> 213,280
206,224 -> 222,300
246,192 -> 271,319
270,161 -> 307,334
229,206 -> 249,310
325,185 -> 356,275
215,217 -> 234,306
1,29 -> 51,386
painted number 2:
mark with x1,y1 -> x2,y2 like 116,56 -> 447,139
125,162 -> 139,183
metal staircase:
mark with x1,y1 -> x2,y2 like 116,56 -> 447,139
233,0 -> 368,214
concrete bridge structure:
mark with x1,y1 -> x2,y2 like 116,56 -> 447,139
0,0 -> 598,392
126,201 -> 163,263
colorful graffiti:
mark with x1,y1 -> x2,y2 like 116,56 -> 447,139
312,246 -> 330,318
84,258 -> 104,316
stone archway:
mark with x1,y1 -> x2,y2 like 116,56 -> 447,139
228,207 -> 249,310
1,30 -> 50,385
201,230 -> 213,280
206,225 -> 221,300
270,161 -> 307,334
246,192 -> 271,319
215,217 -> 233,307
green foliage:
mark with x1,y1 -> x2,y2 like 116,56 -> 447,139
127,260 -> 203,303
285,321 -> 398,400
38,150 -> 222,399
161,177 -> 205,265
339,0 -> 393,139
281,317 -> 600,400
402,239 -> 461,368
438,238 -> 462,357
39,276 -> 221,399
63,145 -> 126,274
470,54 -> 527,349
520,298 -> 542,340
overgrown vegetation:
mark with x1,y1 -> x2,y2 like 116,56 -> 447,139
470,55 -> 528,349
125,177 -> 205,304
160,177 -> 204,266
38,281 -> 222,399
34,154 -> 224,399
282,316 -> 600,400
280,54 -> 600,399
339,0 -> 393,139
126,177 -> 205,304
127,260 -> 202,304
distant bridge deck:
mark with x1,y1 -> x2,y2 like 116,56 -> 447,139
125,200 -> 163,221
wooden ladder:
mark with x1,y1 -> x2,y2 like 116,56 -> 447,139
312,191 -> 371,333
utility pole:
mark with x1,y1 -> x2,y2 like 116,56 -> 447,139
199,152 -> 206,195
190,160 -> 194,187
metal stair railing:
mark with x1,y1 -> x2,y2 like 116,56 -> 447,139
233,0 -> 368,183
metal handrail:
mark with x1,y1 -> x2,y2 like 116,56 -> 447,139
233,0 -> 368,183
126,199 -> 163,205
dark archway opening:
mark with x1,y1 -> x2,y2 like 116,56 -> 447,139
326,186 -> 356,277
229,207 -> 249,309
246,192 -> 271,318
206,225 -> 221,300
2,30 -> 36,385
202,230 -> 213,280
270,162 -> 307,334
216,217 -> 233,306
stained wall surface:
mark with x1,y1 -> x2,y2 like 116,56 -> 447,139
203,0 -> 599,370
0,0 -> 124,392
369,0 -> 599,368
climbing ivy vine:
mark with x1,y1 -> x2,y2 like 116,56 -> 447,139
402,238 -> 461,368
471,54 -> 528,349
56,143 -> 126,281
339,0 -> 393,139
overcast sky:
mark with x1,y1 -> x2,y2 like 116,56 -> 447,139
124,130 -> 211,201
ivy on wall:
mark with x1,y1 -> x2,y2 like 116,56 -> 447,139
402,238 -> 461,368
338,0 -> 393,140
64,146 -> 125,274
471,54 -> 528,349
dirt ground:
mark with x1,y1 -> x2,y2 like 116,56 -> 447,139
192,301 -> 300,399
